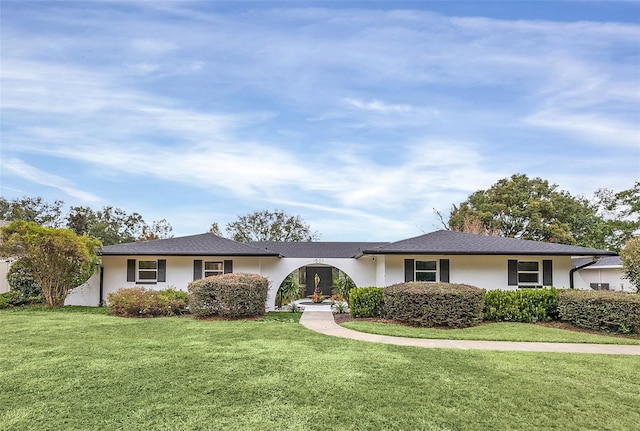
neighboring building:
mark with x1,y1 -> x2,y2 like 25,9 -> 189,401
572,256 -> 633,292
65,230 -> 618,309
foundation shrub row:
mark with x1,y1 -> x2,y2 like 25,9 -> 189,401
349,284 -> 639,334
558,290 -> 640,334
484,287 -> 559,323
349,287 -> 384,318
107,287 -> 188,317
188,273 -> 268,319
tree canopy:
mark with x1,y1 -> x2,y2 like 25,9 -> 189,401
225,209 -> 318,242
446,175 -> 638,250
0,196 -> 64,227
0,197 -> 173,245
620,237 -> 640,293
0,221 -> 101,306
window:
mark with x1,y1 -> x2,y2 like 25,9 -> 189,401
415,260 -> 437,282
204,261 -> 223,277
517,261 -> 539,285
138,260 -> 157,282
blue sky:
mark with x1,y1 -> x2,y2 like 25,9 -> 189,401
1,1 -> 639,241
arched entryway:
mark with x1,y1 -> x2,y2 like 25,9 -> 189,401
261,256 -> 378,310
274,264 -> 356,309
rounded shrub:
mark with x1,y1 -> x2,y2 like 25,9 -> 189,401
384,282 -> 484,328
107,287 -> 188,317
7,258 -> 44,302
188,273 -> 269,319
349,287 -> 383,318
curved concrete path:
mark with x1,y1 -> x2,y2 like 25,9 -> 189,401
300,310 -> 640,355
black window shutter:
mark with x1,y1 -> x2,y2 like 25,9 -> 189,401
193,260 -> 203,280
404,259 -> 414,282
127,259 -> 136,282
543,260 -> 553,286
508,260 -> 518,286
157,260 -> 166,282
439,259 -> 450,283
224,260 -> 233,274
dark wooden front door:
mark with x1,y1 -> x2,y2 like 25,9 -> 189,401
305,267 -> 333,297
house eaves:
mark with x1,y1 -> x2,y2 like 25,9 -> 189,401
101,233 -> 281,257
361,230 -> 618,257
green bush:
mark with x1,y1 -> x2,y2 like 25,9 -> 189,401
0,291 -> 25,309
333,274 -> 356,302
107,287 -> 188,317
558,290 -> 640,334
484,287 -> 559,323
188,273 -> 269,319
349,287 -> 384,318
384,282 -> 484,328
276,273 -> 302,308
7,258 -> 43,300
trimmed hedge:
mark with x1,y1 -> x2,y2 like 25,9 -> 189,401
107,287 -> 188,317
558,290 -> 640,334
484,287 -> 559,323
188,273 -> 269,318
349,287 -> 384,318
384,282 -> 484,328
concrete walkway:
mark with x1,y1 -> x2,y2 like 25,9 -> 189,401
299,309 -> 640,355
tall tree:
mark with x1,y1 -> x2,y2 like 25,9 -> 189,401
67,206 -> 173,245
0,221 -> 101,307
447,174 -> 602,245
226,209 -> 319,242
620,237 -> 640,293
140,219 -> 174,241
208,222 -> 222,236
591,182 -> 640,251
0,196 -> 64,227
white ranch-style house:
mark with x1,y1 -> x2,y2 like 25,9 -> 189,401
64,230 -> 620,309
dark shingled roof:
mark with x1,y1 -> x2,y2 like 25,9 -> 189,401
362,230 -> 617,256
250,241 -> 388,258
102,233 -> 281,256
572,256 -> 622,268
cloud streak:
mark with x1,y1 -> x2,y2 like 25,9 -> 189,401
2,159 -> 101,203
1,3 -> 638,238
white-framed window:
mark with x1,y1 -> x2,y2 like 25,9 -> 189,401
415,260 -> 437,282
204,261 -> 224,277
138,260 -> 157,282
517,261 -> 540,285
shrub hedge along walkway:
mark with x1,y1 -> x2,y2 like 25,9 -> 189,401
300,310 -> 640,355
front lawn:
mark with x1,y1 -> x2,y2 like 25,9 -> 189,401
340,320 -> 640,345
1,307 -> 639,431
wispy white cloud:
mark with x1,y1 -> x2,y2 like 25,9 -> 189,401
131,38 -> 177,55
344,98 -> 414,114
1,159 -> 101,203
1,3 -> 638,239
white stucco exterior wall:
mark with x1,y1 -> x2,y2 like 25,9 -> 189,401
573,266 -> 632,292
65,272 -> 101,306
65,253 -> 599,309
0,258 -> 12,294
383,255 -> 574,290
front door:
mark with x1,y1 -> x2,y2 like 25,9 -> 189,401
305,267 -> 333,297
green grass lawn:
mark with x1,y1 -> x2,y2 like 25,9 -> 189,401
1,308 -> 639,431
340,320 -> 640,345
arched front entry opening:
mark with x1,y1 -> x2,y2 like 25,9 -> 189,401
262,257 -> 377,310
275,264 -> 354,309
